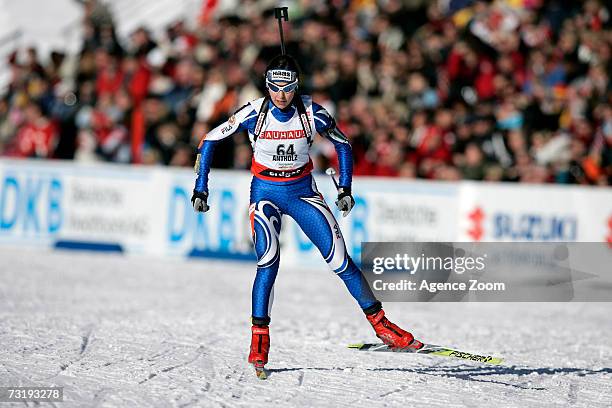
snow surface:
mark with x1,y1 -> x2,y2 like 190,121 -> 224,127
0,247 -> 611,407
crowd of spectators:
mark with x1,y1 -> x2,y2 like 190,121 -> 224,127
0,0 -> 610,185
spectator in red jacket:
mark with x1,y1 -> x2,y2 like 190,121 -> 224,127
10,102 -> 57,158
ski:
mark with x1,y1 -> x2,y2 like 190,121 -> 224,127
348,343 -> 503,365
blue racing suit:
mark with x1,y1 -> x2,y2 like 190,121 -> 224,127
194,95 -> 379,325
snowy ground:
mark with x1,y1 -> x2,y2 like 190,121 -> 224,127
0,247 -> 611,407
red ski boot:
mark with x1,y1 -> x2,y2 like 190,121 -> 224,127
248,325 -> 269,378
366,309 -> 423,350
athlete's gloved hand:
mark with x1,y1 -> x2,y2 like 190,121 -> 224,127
335,187 -> 355,217
191,190 -> 209,212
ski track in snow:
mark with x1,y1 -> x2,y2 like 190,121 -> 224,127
0,247 -> 611,407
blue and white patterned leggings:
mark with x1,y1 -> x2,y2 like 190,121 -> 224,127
248,175 -> 378,324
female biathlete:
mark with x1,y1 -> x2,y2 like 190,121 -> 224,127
191,55 -> 423,373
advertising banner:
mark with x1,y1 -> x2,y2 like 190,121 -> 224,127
458,182 -> 612,242
0,159 -> 165,253
1,159 -> 610,269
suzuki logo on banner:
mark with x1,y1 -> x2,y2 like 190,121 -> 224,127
466,206 -> 578,241
607,214 -> 612,246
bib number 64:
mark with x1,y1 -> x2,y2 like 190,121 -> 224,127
276,144 -> 295,155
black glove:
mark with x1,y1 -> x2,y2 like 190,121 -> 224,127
191,190 -> 209,213
335,187 -> 355,217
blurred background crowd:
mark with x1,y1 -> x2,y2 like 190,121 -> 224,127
0,0 -> 610,185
